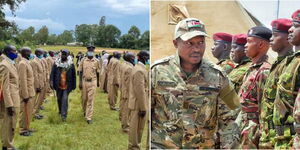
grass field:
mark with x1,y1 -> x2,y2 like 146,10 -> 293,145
0,46 -> 148,150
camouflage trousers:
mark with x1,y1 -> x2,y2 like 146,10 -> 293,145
236,111 -> 260,149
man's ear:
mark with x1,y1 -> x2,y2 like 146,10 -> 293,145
173,40 -> 178,48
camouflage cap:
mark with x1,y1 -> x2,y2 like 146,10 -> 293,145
174,18 -> 208,41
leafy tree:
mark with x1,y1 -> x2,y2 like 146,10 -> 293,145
34,25 -> 49,45
57,30 -> 74,45
96,24 -> 120,48
128,25 -> 140,39
138,30 -> 149,50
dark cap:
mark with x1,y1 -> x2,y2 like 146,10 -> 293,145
247,26 -> 272,42
86,45 -> 95,49
213,32 -> 232,43
232,34 -> 247,45
61,49 -> 70,54
271,18 -> 292,33
292,9 -> 300,23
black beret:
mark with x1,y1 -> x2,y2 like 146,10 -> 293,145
247,26 -> 272,42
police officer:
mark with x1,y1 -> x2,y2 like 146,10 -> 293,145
151,18 -> 240,149
259,18 -> 293,149
18,47 -> 36,136
237,26 -> 272,149
0,45 -> 20,150
119,52 -> 135,132
78,45 -> 100,124
211,32 -> 235,74
128,50 -> 149,150
31,49 -> 45,119
107,51 -> 121,110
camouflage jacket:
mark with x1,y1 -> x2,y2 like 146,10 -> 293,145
228,58 -> 252,93
151,54 -> 240,149
216,59 -> 235,74
259,52 -> 293,146
239,57 -> 270,118
273,51 -> 300,134
293,89 -> 300,149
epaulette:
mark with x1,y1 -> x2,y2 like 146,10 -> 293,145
295,51 -> 300,57
151,55 -> 174,69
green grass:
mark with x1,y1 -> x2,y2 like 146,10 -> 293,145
12,85 -> 148,150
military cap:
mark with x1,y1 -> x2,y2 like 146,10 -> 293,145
292,9 -> 300,23
247,26 -> 272,42
174,18 -> 208,41
213,32 -> 232,43
271,18 -> 292,33
232,34 -> 247,45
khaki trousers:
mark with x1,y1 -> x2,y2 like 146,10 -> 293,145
128,110 -> 147,150
81,80 -> 97,120
19,97 -> 34,132
120,97 -> 129,131
0,104 -> 19,149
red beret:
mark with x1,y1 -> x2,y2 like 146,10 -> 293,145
271,18 -> 292,33
292,9 -> 300,22
232,34 -> 247,45
213,32 -> 232,43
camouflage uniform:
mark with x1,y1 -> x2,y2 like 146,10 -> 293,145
259,52 -> 293,148
228,58 -> 251,93
293,88 -> 300,149
151,54 -> 240,149
237,56 -> 270,149
216,59 -> 235,74
272,51 -> 300,149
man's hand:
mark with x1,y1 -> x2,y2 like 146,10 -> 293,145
138,110 -> 146,118
23,98 -> 29,103
36,88 -> 41,93
7,107 -> 14,116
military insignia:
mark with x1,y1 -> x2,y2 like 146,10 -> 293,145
248,29 -> 253,35
157,81 -> 177,87
186,20 -> 202,28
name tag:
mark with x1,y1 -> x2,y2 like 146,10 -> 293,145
199,86 -> 220,92
157,81 -> 177,87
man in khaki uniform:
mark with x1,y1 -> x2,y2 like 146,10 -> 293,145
30,49 -> 45,119
46,51 -> 55,93
0,45 -> 20,149
40,50 -> 49,106
128,50 -> 149,150
107,52 -> 121,110
18,47 -> 36,136
119,52 -> 135,132
78,45 -> 100,124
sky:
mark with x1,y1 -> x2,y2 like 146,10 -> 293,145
239,0 -> 300,28
4,0 -> 149,35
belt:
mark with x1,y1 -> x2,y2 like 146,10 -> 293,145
294,122 -> 300,134
275,124 -> 296,136
84,78 -> 94,82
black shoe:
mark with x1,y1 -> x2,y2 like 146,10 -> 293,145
20,131 -> 32,136
34,115 -> 42,120
87,120 -> 92,124
2,147 -> 7,150
40,106 -> 45,110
